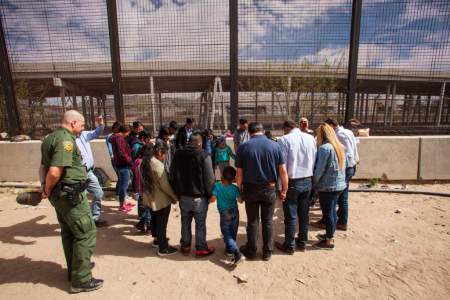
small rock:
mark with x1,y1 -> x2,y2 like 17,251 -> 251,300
390,238 -> 398,243
447,232 -> 450,235
395,209 -> 402,214
435,223 -> 441,226
442,224 -> 446,227
308,274 -> 313,278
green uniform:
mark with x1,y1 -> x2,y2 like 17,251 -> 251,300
41,126 -> 96,285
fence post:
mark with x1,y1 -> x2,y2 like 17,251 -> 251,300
0,15 -> 20,136
345,0 -> 362,124
229,0 -> 238,134
436,82 -> 447,126
107,0 -> 124,123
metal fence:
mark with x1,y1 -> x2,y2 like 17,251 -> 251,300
0,0 -> 449,139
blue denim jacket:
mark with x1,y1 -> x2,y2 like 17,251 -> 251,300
313,142 -> 347,192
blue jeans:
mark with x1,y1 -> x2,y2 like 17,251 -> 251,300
337,166 -> 355,226
283,178 -> 311,250
179,196 -> 209,251
86,170 -> 104,221
111,160 -> 119,197
112,163 -> 131,205
319,190 -> 344,239
138,205 -> 151,230
220,207 -> 239,254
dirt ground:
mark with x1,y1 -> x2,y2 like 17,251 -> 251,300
0,182 -> 449,299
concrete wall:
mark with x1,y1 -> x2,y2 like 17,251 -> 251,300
420,136 -> 450,180
0,136 -> 449,182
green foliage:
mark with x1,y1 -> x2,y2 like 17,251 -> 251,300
0,79 -> 50,138
367,178 -> 378,187
239,44 -> 347,124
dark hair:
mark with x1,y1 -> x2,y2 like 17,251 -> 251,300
239,118 -> 247,125
204,129 -> 213,136
325,118 -> 339,127
169,121 -> 178,130
118,124 -> 132,133
158,126 -> 171,140
140,141 -> 169,196
139,129 -> 151,140
222,166 -> 236,182
133,121 -> 143,129
248,122 -> 264,134
265,131 -> 274,139
283,119 -> 297,129
189,132 -> 202,144
112,121 -> 122,133
186,117 -> 195,124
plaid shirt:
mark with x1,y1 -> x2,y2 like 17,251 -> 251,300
109,133 -> 132,165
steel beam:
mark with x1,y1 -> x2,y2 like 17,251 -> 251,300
345,0 -> 362,124
0,15 -> 20,136
436,82 -> 447,125
107,0 -> 124,123
229,0 -> 238,133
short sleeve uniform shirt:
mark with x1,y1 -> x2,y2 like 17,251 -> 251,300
41,126 -> 87,185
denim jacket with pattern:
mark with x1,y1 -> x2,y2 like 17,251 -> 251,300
313,142 -> 347,192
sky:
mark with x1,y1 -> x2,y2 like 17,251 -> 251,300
0,0 -> 449,73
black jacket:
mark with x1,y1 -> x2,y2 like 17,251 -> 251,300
169,143 -> 215,197
202,135 -> 218,162
175,125 -> 199,149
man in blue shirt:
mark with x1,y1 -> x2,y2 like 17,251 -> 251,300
235,122 -> 288,261
275,120 -> 317,255
76,115 -> 106,227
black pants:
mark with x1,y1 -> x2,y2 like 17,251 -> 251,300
150,205 -> 171,250
242,183 -> 277,256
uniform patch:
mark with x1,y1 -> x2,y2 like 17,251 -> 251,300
63,141 -> 73,153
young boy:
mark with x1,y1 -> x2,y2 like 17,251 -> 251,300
214,135 -> 235,174
208,166 -> 245,265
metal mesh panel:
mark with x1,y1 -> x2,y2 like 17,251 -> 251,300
238,0 -> 353,135
358,0 -> 450,134
116,0 -> 230,136
0,0 -> 449,138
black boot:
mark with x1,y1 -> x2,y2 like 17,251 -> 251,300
68,262 -> 95,282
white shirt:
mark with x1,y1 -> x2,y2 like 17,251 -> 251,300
335,126 -> 360,167
277,128 -> 317,180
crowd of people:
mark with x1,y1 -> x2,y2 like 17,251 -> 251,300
35,111 -> 359,293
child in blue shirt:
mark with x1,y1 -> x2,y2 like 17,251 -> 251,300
208,166 -> 245,265
214,135 -> 236,174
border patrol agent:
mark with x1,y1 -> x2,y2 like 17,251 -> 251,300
35,110 -> 103,293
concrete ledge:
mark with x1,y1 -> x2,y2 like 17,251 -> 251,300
420,136 -> 450,180
0,136 -> 449,182
354,136 -> 420,180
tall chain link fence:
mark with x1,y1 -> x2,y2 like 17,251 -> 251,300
0,0 -> 449,139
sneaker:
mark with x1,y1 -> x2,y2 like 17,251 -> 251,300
145,230 -> 152,235
126,202 -> 136,207
134,193 -> 140,200
125,195 -> 133,200
312,240 -> 335,250
158,246 -> 178,256
70,278 -> 104,293
226,251 -> 233,257
152,238 -> 170,248
134,223 -> 145,233
317,234 -> 327,241
118,206 -> 132,212
275,241 -> 294,255
94,219 -> 107,227
181,246 -> 191,256
196,247 -> 215,258
231,253 -> 246,265
310,220 -> 326,229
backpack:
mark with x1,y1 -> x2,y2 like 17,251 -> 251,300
93,167 -> 110,187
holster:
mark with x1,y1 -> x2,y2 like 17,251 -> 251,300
62,179 -> 91,206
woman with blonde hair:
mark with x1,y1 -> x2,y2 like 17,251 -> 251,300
312,123 -> 347,250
